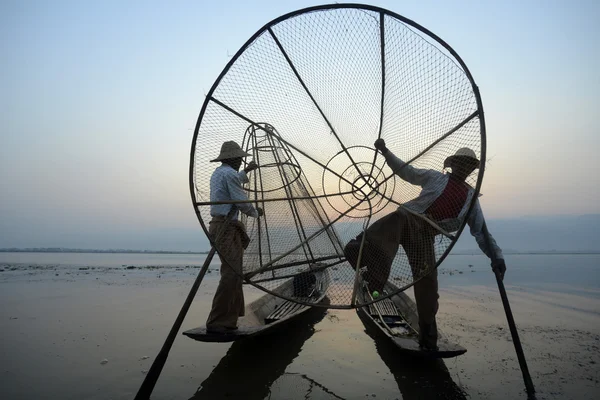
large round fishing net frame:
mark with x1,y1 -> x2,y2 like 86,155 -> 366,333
190,4 -> 486,309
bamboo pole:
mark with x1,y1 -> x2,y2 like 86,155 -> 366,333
134,208 -> 237,400
482,222 -> 536,397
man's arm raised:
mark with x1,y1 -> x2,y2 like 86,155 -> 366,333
374,138 -> 439,187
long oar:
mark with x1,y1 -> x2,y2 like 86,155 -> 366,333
134,208 -> 236,400
483,223 -> 536,397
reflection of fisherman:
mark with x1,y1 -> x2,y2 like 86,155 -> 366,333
345,138 -> 505,350
206,141 -> 262,334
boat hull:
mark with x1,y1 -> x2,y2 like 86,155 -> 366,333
184,269 -> 330,343
356,278 -> 466,358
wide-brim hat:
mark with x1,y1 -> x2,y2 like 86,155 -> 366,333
444,147 -> 480,169
210,141 -> 251,162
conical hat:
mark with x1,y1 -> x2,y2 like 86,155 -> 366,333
444,147 -> 479,168
210,141 -> 251,162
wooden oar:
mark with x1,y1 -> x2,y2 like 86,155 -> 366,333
482,223 -> 536,398
134,208 -> 237,400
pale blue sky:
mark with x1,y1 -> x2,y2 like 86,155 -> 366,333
1,1 -> 599,250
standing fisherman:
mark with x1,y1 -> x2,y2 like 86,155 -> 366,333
345,138 -> 505,350
206,141 -> 262,334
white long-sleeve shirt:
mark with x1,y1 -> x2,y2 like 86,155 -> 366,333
210,164 -> 258,220
383,151 -> 503,260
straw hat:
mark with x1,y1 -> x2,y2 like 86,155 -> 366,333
444,147 -> 480,168
210,141 -> 251,162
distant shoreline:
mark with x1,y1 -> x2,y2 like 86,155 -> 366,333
0,248 -> 210,255
451,252 -> 600,255
0,248 -> 599,256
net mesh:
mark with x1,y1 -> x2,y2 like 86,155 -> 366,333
191,6 -> 484,308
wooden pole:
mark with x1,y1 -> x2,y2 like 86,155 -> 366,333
134,246 -> 216,400
135,207 -> 237,400
482,223 -> 536,397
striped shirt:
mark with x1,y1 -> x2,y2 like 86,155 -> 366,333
210,164 -> 258,220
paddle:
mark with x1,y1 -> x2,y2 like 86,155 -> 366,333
483,223 -> 536,398
134,207 -> 237,400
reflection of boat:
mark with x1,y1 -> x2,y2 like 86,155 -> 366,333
188,301 -> 329,400
183,270 -> 330,342
356,276 -> 466,358
359,313 -> 469,400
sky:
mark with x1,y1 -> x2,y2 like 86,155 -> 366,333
1,0 -> 599,251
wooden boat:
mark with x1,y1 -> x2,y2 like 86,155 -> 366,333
183,269 -> 330,343
356,277 -> 466,358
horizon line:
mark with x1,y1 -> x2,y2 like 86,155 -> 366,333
1,247 -> 599,256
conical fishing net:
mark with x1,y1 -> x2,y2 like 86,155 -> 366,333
190,4 -> 485,308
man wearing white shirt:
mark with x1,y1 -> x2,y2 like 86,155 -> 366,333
206,141 -> 262,334
345,138 -> 505,350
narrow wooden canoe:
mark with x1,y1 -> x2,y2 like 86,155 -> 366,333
356,277 -> 466,358
183,269 -> 330,343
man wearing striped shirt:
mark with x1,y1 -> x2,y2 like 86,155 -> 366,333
345,139 -> 505,350
206,141 -> 262,334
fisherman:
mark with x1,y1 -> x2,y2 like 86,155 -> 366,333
206,141 -> 262,334
345,138 -> 505,350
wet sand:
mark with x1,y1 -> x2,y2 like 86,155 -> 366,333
1,256 -> 599,399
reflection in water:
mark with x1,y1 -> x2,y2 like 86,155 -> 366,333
190,304 -> 329,400
268,372 -> 346,399
358,312 -> 468,400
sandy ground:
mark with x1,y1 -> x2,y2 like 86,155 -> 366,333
0,262 -> 598,400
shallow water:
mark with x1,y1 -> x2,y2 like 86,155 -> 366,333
0,253 -> 599,399
0,251 -> 214,268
